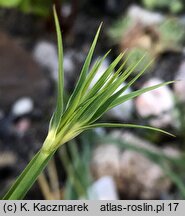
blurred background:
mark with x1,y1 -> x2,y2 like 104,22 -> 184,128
0,0 -> 185,200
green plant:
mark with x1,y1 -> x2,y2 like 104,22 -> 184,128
61,135 -> 93,199
159,18 -> 185,49
3,7 -> 174,200
108,15 -> 185,73
108,16 -> 132,43
0,0 -> 52,16
142,0 -> 184,14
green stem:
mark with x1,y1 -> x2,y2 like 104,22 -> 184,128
3,149 -> 54,200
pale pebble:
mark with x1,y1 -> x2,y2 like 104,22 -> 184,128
128,5 -> 164,25
91,144 -> 121,179
12,97 -> 33,117
135,78 -> 174,117
87,176 -> 118,200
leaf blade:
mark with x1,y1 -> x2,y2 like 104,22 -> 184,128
3,151 -> 54,200
109,81 -> 175,109
66,23 -> 102,108
50,6 -> 64,133
81,123 -> 175,137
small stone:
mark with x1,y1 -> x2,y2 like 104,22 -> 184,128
135,78 -> 175,127
14,117 -> 31,136
135,78 -> 174,117
61,4 -> 72,18
93,128 -> 106,136
162,146 -> 180,158
149,112 -> 176,128
111,131 -> 172,199
63,51 -> 76,82
87,176 -> 118,200
33,41 -> 58,80
12,97 -> 33,117
91,144 -> 120,179
33,41 -> 79,89
63,50 -> 85,89
111,130 -> 159,153
128,5 -> 164,25
0,151 -> 16,168
63,54 -> 74,76
120,151 -> 171,199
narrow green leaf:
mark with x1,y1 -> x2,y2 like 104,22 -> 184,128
87,57 -> 153,122
92,54 -> 146,102
80,50 -> 111,98
77,55 -> 145,124
90,86 -> 127,123
66,23 -> 102,107
3,150 -> 54,200
3,151 -> 40,199
59,24 -> 102,128
59,51 -> 123,130
59,146 -> 86,197
125,59 -> 154,89
92,81 -> 175,122
81,123 -> 175,137
94,51 -> 128,93
49,6 -> 64,132
109,81 -> 175,109
82,53 -> 124,101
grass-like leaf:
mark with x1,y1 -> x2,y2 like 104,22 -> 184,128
92,80 -> 175,121
49,6 -> 64,134
109,81 -> 175,109
81,53 -> 124,103
80,50 -> 111,97
81,123 -> 175,137
3,150 -> 55,200
62,23 -> 102,125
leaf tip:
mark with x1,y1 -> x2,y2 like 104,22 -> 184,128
53,4 -> 57,15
